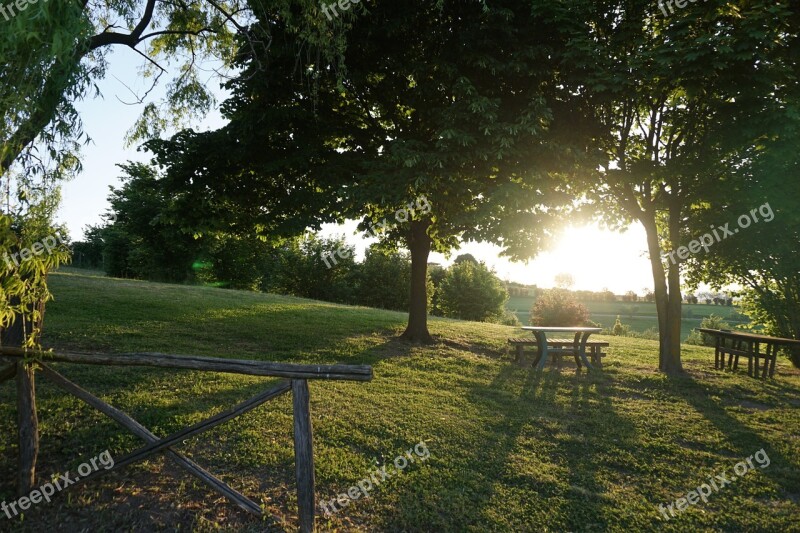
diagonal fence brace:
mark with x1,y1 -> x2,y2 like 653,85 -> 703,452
93,378 -> 292,473
39,364 -> 270,516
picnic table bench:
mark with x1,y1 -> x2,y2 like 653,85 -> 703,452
697,328 -> 800,379
512,327 -> 604,371
508,337 -> 609,366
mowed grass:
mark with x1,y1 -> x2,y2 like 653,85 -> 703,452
0,270 -> 798,532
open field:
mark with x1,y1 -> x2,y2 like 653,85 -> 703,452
0,270 -> 797,531
507,295 -> 750,340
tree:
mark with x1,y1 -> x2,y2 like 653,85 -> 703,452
572,0 -> 796,373
265,236 -> 358,304
684,106 -> 800,367
454,254 -> 478,265
103,163 -> 202,282
148,0 -> 596,343
72,225 -> 107,270
0,0 -> 345,184
437,262 -> 508,323
554,273 -> 575,290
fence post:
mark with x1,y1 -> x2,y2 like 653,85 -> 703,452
16,361 -> 38,496
292,379 -> 315,532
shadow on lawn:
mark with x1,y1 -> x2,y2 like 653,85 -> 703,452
384,362 -> 638,532
662,373 -> 799,497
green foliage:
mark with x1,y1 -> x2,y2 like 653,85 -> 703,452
0,206 -> 70,350
686,315 -> 733,347
494,308 -> 521,327
612,316 -> 625,336
428,264 -> 447,316
530,288 -> 590,327
194,234 -> 277,291
453,254 -> 478,265
71,225 -> 106,270
683,69 -> 800,367
146,0 -> 596,339
0,0 -> 92,181
437,262 -> 508,322
738,289 -> 800,368
353,247 -> 414,312
101,163 -> 200,282
264,236 -> 357,304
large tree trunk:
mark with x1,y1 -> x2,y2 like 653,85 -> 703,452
664,205 -> 684,374
643,217 -> 670,368
643,215 -> 683,375
401,220 -> 433,343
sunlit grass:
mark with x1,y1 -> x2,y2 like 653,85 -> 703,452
0,270 -> 796,531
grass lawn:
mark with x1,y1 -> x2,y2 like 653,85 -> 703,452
0,270 -> 798,531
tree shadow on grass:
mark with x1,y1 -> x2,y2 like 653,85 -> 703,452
376,361 -> 639,532
656,372 -> 799,497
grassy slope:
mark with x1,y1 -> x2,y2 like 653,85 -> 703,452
0,270 -> 798,532
506,295 -> 750,340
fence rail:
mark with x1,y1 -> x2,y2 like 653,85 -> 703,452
0,346 -> 373,532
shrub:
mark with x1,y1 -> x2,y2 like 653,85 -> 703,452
428,264 -> 447,316
493,308 -> 522,326
627,327 -> 660,341
612,316 -> 625,336
685,314 -> 732,346
530,289 -> 590,326
353,247 -> 414,312
437,261 -> 508,322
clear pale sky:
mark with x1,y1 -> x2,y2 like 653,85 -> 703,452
59,48 -> 655,294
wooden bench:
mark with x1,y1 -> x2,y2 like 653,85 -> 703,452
508,337 -> 609,367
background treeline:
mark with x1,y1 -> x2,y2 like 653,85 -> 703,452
71,163 -> 514,324
505,282 -> 734,306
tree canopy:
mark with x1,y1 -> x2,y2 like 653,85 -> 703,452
147,0 -> 599,342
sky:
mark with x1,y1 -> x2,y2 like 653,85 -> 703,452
58,48 -> 656,295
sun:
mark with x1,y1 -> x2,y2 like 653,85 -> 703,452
523,224 -> 654,293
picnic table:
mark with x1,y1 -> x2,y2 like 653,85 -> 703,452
521,326 -> 602,372
697,328 -> 800,379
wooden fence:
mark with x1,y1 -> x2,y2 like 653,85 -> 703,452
0,346 -> 373,532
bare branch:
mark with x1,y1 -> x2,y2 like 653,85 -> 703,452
88,0 -> 157,49
139,27 -> 217,41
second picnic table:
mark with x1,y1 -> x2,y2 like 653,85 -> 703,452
697,328 -> 800,379
520,326 -> 602,372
